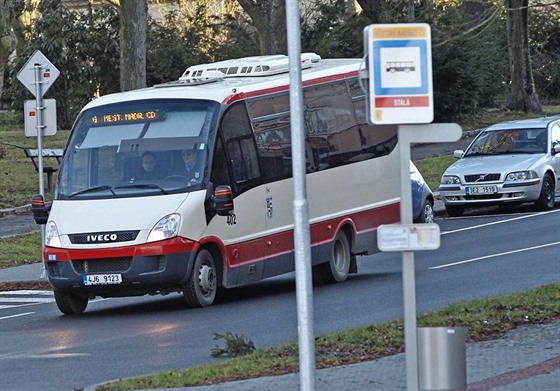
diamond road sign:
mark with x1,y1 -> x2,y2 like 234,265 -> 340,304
17,50 -> 60,98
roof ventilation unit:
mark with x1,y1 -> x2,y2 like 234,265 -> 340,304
179,53 -> 321,81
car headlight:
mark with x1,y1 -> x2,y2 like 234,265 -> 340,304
441,175 -> 461,185
147,214 -> 181,243
45,220 -> 62,248
506,170 -> 538,182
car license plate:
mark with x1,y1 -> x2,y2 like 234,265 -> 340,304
83,274 -> 122,285
466,185 -> 498,195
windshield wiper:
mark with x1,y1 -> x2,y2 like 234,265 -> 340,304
464,151 -> 493,157
69,185 -> 116,198
114,184 -> 168,194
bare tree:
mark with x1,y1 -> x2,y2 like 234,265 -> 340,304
506,0 -> 541,113
106,0 -> 147,91
0,0 -> 23,100
236,0 -> 286,54
356,0 -> 387,23
118,0 -> 147,91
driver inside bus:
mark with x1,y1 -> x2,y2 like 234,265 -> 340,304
173,149 -> 201,184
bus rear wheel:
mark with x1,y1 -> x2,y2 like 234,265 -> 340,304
54,290 -> 88,315
184,249 -> 217,307
313,231 -> 351,284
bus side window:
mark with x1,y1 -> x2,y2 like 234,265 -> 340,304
220,103 -> 260,187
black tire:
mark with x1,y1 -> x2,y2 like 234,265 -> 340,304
313,231 -> 351,284
415,200 -> 434,223
535,173 -> 555,210
445,205 -> 465,217
54,291 -> 88,315
184,249 -> 217,307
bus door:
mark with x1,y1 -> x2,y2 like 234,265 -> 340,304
217,103 -> 267,285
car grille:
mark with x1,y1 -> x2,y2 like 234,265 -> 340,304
464,173 -> 500,183
69,230 -> 140,244
73,258 -> 132,273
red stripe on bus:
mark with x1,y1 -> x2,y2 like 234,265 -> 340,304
44,236 -> 198,261
224,70 -> 359,104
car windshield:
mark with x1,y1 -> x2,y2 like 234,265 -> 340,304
464,127 -> 547,157
56,99 -> 219,200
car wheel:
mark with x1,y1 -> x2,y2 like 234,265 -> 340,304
54,290 -> 88,315
445,205 -> 465,217
415,200 -> 434,223
184,249 -> 217,307
535,173 -> 555,210
313,231 -> 351,284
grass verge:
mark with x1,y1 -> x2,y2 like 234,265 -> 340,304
96,283 -> 560,390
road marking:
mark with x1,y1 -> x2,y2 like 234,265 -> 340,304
441,210 -> 558,235
0,290 -> 55,311
430,241 -> 560,269
0,312 -> 35,320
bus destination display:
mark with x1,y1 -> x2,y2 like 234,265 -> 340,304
91,110 -> 162,125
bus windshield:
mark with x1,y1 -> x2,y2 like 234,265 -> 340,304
56,99 -> 219,200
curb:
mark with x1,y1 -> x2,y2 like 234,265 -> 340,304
0,204 -> 32,218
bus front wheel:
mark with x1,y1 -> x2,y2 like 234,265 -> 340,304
54,290 -> 88,315
313,231 -> 351,284
184,249 -> 217,307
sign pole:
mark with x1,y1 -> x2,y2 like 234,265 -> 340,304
18,50 -> 59,276
33,63 -> 45,197
286,0 -> 316,390
33,62 -> 47,271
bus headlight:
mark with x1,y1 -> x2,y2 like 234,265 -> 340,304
147,214 -> 181,243
45,220 -> 62,248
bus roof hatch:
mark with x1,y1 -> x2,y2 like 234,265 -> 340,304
179,53 -> 321,81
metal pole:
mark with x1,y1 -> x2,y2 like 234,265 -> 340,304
33,63 -> 47,273
286,1 -> 316,390
398,126 -> 418,391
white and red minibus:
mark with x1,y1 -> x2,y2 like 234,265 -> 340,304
33,54 -> 401,314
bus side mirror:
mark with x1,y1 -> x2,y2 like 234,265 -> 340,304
31,194 -> 49,225
211,185 -> 234,216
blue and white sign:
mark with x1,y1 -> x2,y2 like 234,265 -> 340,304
364,24 -> 433,125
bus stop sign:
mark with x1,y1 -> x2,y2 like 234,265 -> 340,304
364,23 -> 433,125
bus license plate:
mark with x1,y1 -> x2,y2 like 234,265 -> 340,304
83,274 -> 122,285
466,185 -> 497,195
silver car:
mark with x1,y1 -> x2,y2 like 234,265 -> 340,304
439,115 -> 560,217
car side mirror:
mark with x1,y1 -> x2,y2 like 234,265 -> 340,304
31,194 -> 49,225
552,144 -> 560,155
453,150 -> 464,158
211,185 -> 234,216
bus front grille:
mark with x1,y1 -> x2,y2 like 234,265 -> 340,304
73,258 -> 132,273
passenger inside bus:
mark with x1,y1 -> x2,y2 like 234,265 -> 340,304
136,151 -> 159,180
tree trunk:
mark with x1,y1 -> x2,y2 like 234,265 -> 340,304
119,0 -> 147,91
506,0 -> 541,113
236,0 -> 286,55
356,0 -> 385,23
0,0 -> 22,100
